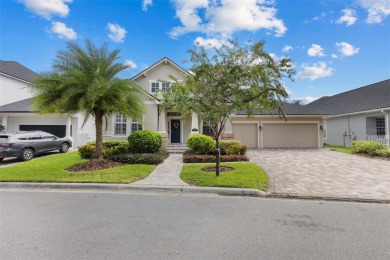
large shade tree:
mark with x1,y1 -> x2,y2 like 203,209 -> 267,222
32,40 -> 146,159
160,40 -> 295,176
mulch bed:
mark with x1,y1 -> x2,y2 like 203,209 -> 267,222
66,159 -> 127,172
201,166 -> 235,172
355,153 -> 390,161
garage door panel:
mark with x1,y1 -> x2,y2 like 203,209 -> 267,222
263,123 -> 318,148
232,124 -> 258,148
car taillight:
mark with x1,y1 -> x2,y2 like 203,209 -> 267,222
2,143 -> 15,147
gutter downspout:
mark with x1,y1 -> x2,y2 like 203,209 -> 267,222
381,110 -> 390,148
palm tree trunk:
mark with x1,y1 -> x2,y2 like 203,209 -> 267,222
95,111 -> 104,160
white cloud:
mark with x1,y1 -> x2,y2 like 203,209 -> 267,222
307,44 -> 325,57
335,42 -> 360,56
124,60 -> 137,68
331,54 -> 338,59
170,0 -> 287,39
20,0 -> 72,19
107,23 -> 127,43
142,0 -> 153,11
296,62 -> 333,81
357,0 -> 390,24
194,36 -> 225,49
282,45 -> 293,53
304,12 -> 327,23
336,9 -> 358,26
50,21 -> 77,40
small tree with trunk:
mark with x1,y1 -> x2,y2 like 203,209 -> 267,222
160,40 -> 294,176
31,40 -> 146,160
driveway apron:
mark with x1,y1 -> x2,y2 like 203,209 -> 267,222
248,149 -> 390,201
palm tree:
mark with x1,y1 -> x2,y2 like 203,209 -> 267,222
32,40 -> 146,159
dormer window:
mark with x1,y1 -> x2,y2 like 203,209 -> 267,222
150,81 -> 170,93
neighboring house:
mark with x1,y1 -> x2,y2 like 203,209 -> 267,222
0,61 -> 91,147
1,58 -> 327,149
307,79 -> 390,148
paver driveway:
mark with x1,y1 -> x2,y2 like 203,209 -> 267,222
247,149 -> 390,201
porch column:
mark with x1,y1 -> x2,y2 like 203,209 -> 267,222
157,107 -> 168,147
66,117 -> 72,137
190,112 -> 199,134
1,115 -> 8,132
385,111 -> 390,148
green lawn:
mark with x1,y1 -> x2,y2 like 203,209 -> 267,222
0,152 -> 155,183
324,144 -> 353,154
180,162 -> 268,191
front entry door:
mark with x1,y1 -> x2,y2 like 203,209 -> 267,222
170,119 -> 181,143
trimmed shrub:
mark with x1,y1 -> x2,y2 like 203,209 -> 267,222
373,149 -> 390,158
110,152 -> 167,165
78,144 -> 96,159
183,154 -> 249,163
239,145 -> 247,155
187,134 -> 215,155
128,130 -> 163,153
219,140 -> 241,155
103,143 -> 130,158
352,140 -> 385,155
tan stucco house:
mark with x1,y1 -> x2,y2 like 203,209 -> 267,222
1,58 -> 326,149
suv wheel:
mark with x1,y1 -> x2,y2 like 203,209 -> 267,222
21,148 -> 34,161
0,158 -> 4,162
60,143 -> 70,153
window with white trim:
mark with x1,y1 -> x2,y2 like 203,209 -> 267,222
161,82 -> 170,91
131,119 -> 143,133
115,114 -> 127,135
151,82 -> 159,93
150,81 -> 170,93
376,118 -> 385,135
322,120 -> 327,139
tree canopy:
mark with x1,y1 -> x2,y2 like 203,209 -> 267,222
160,40 -> 295,175
32,40 -> 146,159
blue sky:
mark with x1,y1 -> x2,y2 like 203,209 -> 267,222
1,0 -> 389,103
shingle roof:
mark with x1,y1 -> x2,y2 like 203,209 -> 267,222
306,79 -> 390,115
0,98 -> 35,113
0,60 -> 39,83
235,102 -> 327,116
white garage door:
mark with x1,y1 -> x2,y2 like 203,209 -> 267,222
263,123 -> 318,148
232,123 -> 258,148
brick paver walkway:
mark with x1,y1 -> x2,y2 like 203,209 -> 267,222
248,149 -> 390,201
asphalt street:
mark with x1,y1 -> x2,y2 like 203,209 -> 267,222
1,190 -> 389,260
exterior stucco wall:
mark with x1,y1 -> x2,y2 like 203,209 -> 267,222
325,111 -> 387,147
0,74 -> 34,106
133,63 -> 186,95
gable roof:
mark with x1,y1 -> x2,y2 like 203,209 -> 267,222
306,79 -> 390,116
0,60 -> 39,83
130,57 -> 189,81
0,98 -> 35,113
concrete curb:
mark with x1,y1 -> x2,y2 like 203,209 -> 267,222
266,193 -> 390,204
0,182 -> 266,197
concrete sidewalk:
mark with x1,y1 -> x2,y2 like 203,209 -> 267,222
132,154 -> 188,186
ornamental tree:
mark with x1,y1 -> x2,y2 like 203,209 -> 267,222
160,40 -> 295,176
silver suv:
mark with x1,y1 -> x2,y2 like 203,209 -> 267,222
0,131 -> 72,162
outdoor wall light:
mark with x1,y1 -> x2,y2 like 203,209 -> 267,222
320,126 -> 324,131
259,125 -> 263,131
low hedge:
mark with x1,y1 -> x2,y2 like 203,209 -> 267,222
183,154 -> 249,163
109,150 -> 169,165
373,149 -> 390,158
352,140 -> 386,155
